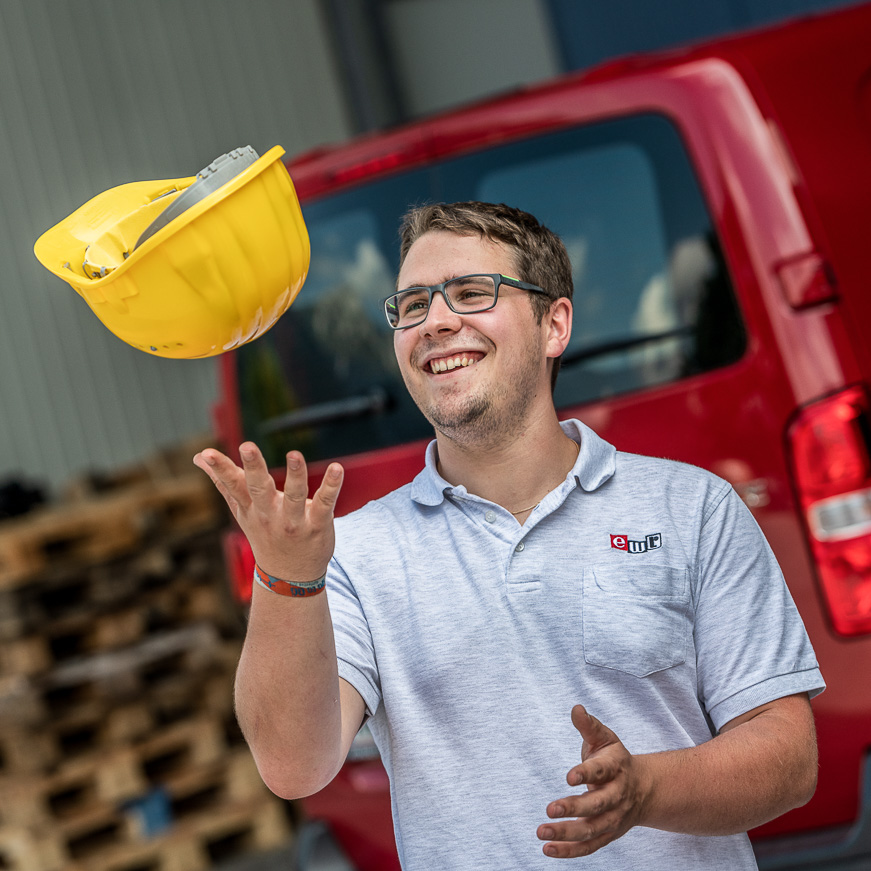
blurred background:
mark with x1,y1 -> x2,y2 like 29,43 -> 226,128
0,0 -> 856,491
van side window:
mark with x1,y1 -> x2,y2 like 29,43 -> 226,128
439,114 -> 746,411
236,114 -> 745,466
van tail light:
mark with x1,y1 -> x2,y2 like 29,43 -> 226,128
787,385 -> 871,636
222,528 -> 256,605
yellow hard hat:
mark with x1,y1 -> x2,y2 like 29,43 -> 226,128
34,146 -> 310,358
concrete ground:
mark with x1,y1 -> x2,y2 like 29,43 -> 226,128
213,822 -> 356,871
213,843 -> 297,871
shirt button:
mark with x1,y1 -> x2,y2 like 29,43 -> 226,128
485,510 -> 496,523
515,542 -> 525,552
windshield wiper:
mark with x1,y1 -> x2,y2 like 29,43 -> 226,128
258,387 -> 391,436
561,325 -> 695,368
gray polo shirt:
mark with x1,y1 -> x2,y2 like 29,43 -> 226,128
327,419 -> 824,870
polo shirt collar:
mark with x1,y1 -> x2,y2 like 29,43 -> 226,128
410,419 -> 616,506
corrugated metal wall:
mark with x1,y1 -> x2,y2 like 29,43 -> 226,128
0,0 -> 351,493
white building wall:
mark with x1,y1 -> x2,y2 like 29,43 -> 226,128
0,0 -> 351,491
384,0 -> 560,116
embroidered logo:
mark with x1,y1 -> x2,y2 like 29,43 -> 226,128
610,533 -> 662,554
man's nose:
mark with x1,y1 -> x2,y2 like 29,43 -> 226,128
420,289 -> 461,336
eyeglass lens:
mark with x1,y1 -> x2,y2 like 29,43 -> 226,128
385,274 -> 498,328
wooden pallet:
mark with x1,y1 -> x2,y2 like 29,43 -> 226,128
62,436 -> 216,504
0,530 -> 233,644
0,750 -> 287,871
0,497 -> 145,590
0,576 -> 233,682
63,794 -> 291,871
0,714 -> 229,829
0,747 -> 143,829
0,824 -> 67,871
0,700 -> 155,776
135,476 -> 219,541
0,657 -> 240,780
0,545 -> 172,642
0,440 -> 264,871
0,608 -> 147,679
0,624 -> 232,729
0,476 -> 220,590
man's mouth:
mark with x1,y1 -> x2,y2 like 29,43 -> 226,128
427,352 -> 484,374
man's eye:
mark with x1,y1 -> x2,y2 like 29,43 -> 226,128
453,285 -> 495,306
399,293 -> 429,316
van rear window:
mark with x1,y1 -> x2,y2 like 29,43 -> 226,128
237,114 -> 745,467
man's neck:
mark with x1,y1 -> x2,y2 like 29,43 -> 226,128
434,410 -> 578,516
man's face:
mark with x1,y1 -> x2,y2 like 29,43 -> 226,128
393,230 -> 555,444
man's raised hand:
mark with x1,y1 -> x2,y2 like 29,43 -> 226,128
538,705 -> 651,858
193,442 -> 344,584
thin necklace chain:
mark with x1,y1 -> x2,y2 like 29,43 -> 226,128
509,439 -> 580,515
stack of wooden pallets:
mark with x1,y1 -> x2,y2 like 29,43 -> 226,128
0,443 -> 292,871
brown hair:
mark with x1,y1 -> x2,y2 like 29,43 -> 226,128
399,201 -> 573,388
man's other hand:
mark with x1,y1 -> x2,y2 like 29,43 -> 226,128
537,705 -> 649,858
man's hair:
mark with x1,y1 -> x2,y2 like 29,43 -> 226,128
398,201 -> 574,389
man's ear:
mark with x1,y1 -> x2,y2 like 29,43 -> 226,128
544,297 -> 572,360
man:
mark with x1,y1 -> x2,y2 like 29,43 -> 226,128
194,202 -> 824,868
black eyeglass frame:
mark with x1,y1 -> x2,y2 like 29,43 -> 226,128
382,273 -> 549,330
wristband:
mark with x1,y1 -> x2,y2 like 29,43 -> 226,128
253,564 -> 326,598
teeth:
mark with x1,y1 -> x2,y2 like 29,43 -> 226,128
431,355 -> 477,373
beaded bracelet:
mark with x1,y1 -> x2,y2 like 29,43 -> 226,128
253,564 -> 327,598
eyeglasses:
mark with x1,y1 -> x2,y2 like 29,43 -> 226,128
382,273 -> 548,330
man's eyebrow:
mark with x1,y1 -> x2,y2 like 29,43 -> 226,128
450,275 -> 487,285
396,273 -> 475,291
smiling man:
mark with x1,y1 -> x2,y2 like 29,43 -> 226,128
391,228 -> 574,468
195,201 -> 824,869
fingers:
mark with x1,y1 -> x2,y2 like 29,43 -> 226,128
538,789 -> 627,858
546,786 -> 615,822
310,463 -> 344,520
538,815 -> 622,858
193,448 -> 248,514
283,452 -> 344,522
195,443 -> 340,582
194,444 -> 287,519
283,450 -> 309,505
566,755 -> 617,788
539,824 -> 619,859
565,706 -> 627,789
238,442 -> 281,507
572,704 -> 619,754
538,706 -> 638,858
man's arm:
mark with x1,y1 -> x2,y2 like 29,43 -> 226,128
194,443 -> 366,799
538,693 -> 817,859
234,587 -> 367,798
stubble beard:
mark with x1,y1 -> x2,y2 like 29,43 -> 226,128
425,391 -> 496,444
403,335 -> 545,449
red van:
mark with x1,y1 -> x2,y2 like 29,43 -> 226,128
212,4 -> 871,868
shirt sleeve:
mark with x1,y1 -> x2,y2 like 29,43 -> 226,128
326,552 -> 382,719
693,486 -> 825,731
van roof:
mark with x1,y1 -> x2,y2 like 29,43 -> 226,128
286,2 -> 871,204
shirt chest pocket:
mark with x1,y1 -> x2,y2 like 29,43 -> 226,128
582,565 -> 691,677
